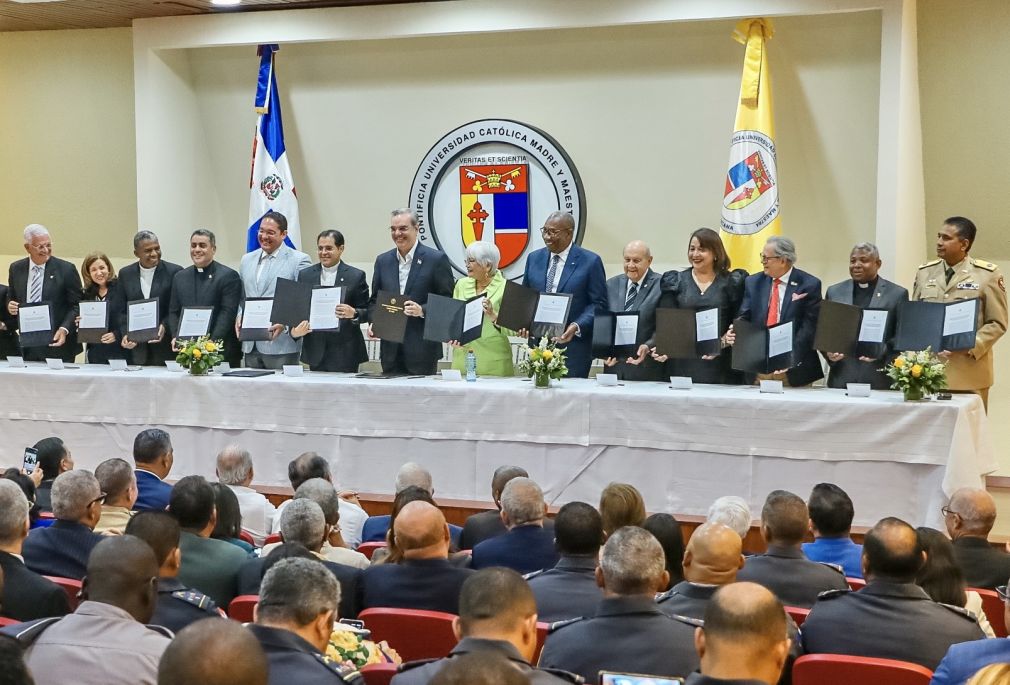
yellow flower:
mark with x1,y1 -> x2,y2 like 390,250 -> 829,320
893,357 -> 905,369
542,350 -> 553,361
205,341 -> 218,352
192,348 -> 202,359
911,364 -> 922,378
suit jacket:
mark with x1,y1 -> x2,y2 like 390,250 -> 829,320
823,277 -> 908,389
21,520 -> 105,580
604,269 -> 664,381
0,284 -> 18,358
237,555 -> 362,619
168,261 -> 243,365
393,638 -> 574,685
7,256 -> 83,359
460,510 -> 506,551
736,544 -> 849,608
952,536 -> 1010,590
931,635 -> 1010,685
117,260 -> 183,365
522,243 -> 608,378
360,515 -> 462,549
525,555 -> 603,623
296,262 -> 369,371
471,524 -> 559,575
239,244 -> 312,355
176,531 -> 249,609
133,470 -> 173,512
359,558 -> 474,614
738,267 -> 824,386
368,242 -> 454,374
0,551 -> 71,621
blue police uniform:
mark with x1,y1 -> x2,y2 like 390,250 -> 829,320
525,555 -> 602,623
249,624 -> 364,685
150,577 -> 220,633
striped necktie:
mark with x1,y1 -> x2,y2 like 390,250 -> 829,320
546,254 -> 561,293
625,282 -> 640,310
29,265 -> 43,303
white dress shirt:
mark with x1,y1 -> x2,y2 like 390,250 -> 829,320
397,244 -> 418,295
320,262 -> 340,287
546,245 -> 572,293
226,484 -> 277,546
139,264 -> 157,299
771,267 -> 794,314
271,494 -> 368,549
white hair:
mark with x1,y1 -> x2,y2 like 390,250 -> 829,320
216,445 -> 253,486
24,224 -> 50,243
395,462 -> 433,494
765,235 -> 797,264
465,241 -> 500,276
707,496 -> 752,538
0,480 -> 29,545
500,477 -> 545,526
52,470 -> 101,522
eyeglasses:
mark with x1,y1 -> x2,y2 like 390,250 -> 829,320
88,494 -> 107,507
540,227 -> 567,238
940,506 -> 961,519
998,585 -> 1009,603
758,254 -> 782,263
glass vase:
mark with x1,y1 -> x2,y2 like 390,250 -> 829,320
533,370 -> 551,389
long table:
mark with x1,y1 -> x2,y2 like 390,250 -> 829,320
0,364 -> 995,529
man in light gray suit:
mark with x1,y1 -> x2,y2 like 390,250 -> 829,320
237,211 -> 312,369
822,242 -> 908,389
602,240 -> 664,381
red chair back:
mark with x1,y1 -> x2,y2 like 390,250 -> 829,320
0,617 -> 20,627
793,654 -> 932,685
228,595 -> 259,623
359,608 -> 457,662
785,606 -> 810,627
43,576 -> 82,611
359,663 -> 398,685
534,622 -> 549,662
846,577 -> 865,591
970,587 -> 1008,637
238,530 -> 257,547
357,542 -> 387,560
264,533 -> 282,546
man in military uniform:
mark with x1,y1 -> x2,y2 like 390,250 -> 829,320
126,511 -> 221,632
802,517 -> 986,670
393,568 -> 578,685
912,216 -> 1007,409
657,522 -> 744,620
158,619 -> 268,685
250,557 -> 364,685
538,527 -> 699,682
736,490 -> 848,608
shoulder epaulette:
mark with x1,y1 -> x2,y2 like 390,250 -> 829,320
818,562 -> 846,575
816,588 -> 850,601
313,652 -> 362,682
547,616 -> 586,633
524,569 -> 546,581
974,259 -> 998,271
655,589 -> 674,603
938,601 -> 979,621
539,666 -> 585,683
666,612 -> 704,628
145,624 -> 175,639
171,589 -> 218,613
918,259 -> 942,269
1,616 -> 62,645
397,658 -> 438,672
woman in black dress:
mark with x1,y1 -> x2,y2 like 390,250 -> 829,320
653,228 -> 747,384
80,252 -> 127,364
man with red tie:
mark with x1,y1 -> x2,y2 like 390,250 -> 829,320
734,235 -> 823,386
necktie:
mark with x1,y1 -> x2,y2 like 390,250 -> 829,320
29,265 -> 43,303
546,254 -> 561,293
766,277 -> 782,326
625,282 -> 640,310
945,266 -> 955,284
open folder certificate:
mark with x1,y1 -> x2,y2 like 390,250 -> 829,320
77,301 -> 109,344
127,299 -> 160,342
178,307 -> 212,339
894,299 -> 978,352
423,293 -> 486,345
531,292 -> 572,339
240,298 -> 274,342
309,287 -> 343,331
654,307 -> 720,358
18,303 -> 53,347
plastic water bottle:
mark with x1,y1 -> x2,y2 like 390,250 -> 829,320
465,349 -> 477,382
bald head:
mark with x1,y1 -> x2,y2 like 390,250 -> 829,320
159,619 -> 267,685
697,583 -> 790,683
394,501 -> 449,559
85,535 -> 159,622
863,517 -> 925,582
622,240 -> 653,284
946,487 -> 997,538
683,522 -> 745,585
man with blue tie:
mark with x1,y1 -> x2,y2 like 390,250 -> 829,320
368,209 -> 454,375
522,211 -> 607,378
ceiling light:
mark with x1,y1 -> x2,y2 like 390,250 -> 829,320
211,0 -> 242,6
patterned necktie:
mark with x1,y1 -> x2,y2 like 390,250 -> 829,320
625,282 -> 640,310
546,254 -> 561,293
29,265 -> 43,303
766,277 -> 782,326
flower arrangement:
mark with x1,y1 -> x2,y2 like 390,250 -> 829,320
884,348 -> 947,401
175,336 -> 224,376
326,624 -> 401,669
519,337 -> 568,388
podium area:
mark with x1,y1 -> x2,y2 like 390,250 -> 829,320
0,363 -> 994,531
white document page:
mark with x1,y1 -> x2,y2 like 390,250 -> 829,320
857,310 -> 888,343
533,294 -> 569,324
309,287 -> 342,330
242,299 -> 273,331
19,304 -> 51,333
768,321 -> 794,357
178,308 -> 212,338
128,301 -> 158,332
463,295 -> 486,332
942,300 -> 976,336
614,314 -> 639,346
79,301 -> 107,330
695,308 -> 719,342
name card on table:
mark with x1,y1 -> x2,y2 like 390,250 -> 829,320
7,356 -> 25,368
596,373 -> 619,387
165,361 -> 184,372
441,369 -> 462,381
109,359 -> 128,370
846,383 -> 872,398
669,376 -> 693,390
759,379 -> 784,394
45,358 -> 65,370
215,362 -> 231,373
282,365 -> 304,377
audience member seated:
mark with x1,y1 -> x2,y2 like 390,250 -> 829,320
526,501 -> 604,623
0,480 -> 70,621
216,445 -> 276,546
967,664 -> 1010,685
429,652 -> 528,685
0,634 -> 33,685
643,513 -> 686,590
359,501 -> 474,614
273,451 -> 368,549
539,526 -> 699,682
393,568 -> 578,685
472,478 -> 558,574
706,496 -> 752,540
125,511 -> 221,633
658,522 -> 744,620
917,526 -> 995,637
290,479 -> 368,569
687,583 -> 792,685
945,487 -> 1010,590
32,436 -> 73,513
933,573 -> 1010,685
460,466 -> 530,551
249,557 -> 364,685
169,475 -> 248,608
94,458 -> 137,534
210,483 -> 255,556
22,470 -> 105,580
371,486 -> 445,566
2,469 -> 41,528
802,516 -> 985,670
599,482 -> 647,539
157,618 -> 268,685
13,536 -> 171,685
361,463 -> 462,546
737,490 -> 848,608
133,429 -> 175,512
801,482 -> 863,578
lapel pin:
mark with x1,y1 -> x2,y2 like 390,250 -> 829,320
790,281 -> 798,287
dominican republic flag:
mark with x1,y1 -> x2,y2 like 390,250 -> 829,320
248,44 -> 301,252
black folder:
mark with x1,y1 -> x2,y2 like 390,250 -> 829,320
423,294 -> 484,345
126,298 -> 160,343
239,297 -> 273,342
592,312 -> 641,359
893,300 -> 978,352
371,290 -> 408,344
270,278 -> 312,328
17,303 -> 54,348
654,308 -> 721,359
813,301 -> 890,359
731,318 -> 794,374
496,280 -> 540,331
530,293 -> 573,340
77,301 -> 109,345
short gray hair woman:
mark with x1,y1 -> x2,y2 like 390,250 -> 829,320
465,241 -> 500,277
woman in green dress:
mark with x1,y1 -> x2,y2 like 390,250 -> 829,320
450,241 -> 515,376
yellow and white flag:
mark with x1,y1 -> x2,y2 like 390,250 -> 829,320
720,18 -> 780,275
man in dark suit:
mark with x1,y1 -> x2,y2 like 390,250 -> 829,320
168,229 -> 243,367
22,470 -> 105,580
932,579 -> 1010,685
133,428 -> 175,512
291,230 -> 369,372
0,283 -> 18,359
118,230 -> 183,366
822,243 -> 908,388
359,501 -> 474,614
601,240 -> 664,381
522,211 -> 607,378
460,466 -> 528,550
471,478 -> 558,575
368,209 -> 454,375
734,235 -> 823,386
736,490 -> 848,608
658,522 -> 744,620
802,517 -> 985,670
6,224 -> 82,362
945,487 -> 1010,589
0,480 -> 70,621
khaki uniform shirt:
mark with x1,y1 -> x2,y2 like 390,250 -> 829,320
912,257 -> 1008,390
94,505 -> 134,535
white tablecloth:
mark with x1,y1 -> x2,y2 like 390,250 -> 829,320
0,364 -> 995,529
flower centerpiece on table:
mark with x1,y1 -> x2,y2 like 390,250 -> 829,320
519,337 -> 568,388
175,336 -> 224,376
884,348 -> 947,401
326,623 -> 401,669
